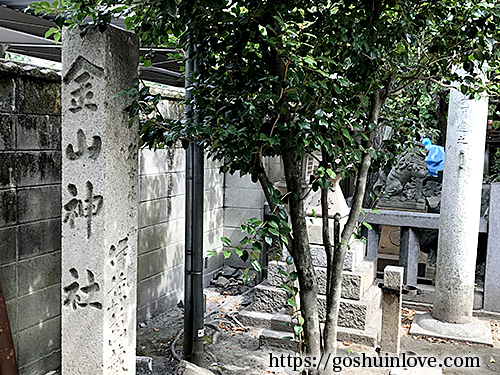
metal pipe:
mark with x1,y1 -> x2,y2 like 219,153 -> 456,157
183,41 -> 204,366
183,44 -> 194,362
0,277 -> 19,375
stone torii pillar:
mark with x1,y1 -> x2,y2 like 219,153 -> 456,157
61,26 -> 139,374
410,79 -> 492,345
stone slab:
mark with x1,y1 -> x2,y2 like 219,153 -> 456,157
409,312 -> 493,346
237,307 -> 273,329
359,209 -> 487,233
318,284 -> 381,330
252,283 -> 288,314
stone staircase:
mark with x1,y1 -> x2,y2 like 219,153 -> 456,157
238,241 -> 382,349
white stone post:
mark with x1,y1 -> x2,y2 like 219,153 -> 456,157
61,26 -> 139,374
433,85 -> 488,324
380,266 -> 403,355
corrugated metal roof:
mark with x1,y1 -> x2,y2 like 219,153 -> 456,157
0,1 -> 184,87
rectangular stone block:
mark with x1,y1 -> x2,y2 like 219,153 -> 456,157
137,241 -> 184,281
140,147 -> 185,175
18,218 -> 61,260
18,251 -> 61,296
0,226 -> 16,265
0,189 -> 17,227
16,114 -> 61,150
18,349 -> 60,375
317,284 -> 381,330
138,172 -> 184,202
224,187 -> 264,209
18,283 -> 61,330
252,284 -> 288,314
0,153 -> 16,188
381,265 -> 403,355
224,172 -> 260,189
15,78 -> 61,115
138,218 -> 184,254
204,166 -> 224,188
203,226 -> 224,253
0,114 -> 15,150
17,185 -> 61,223
0,76 -> 15,113
224,207 -> 262,227
0,263 -> 17,300
137,264 -> 183,307
15,152 -> 62,187
484,182 -> 500,312
204,183 -> 224,211
17,316 -> 61,368
139,195 -> 184,228
203,208 -> 223,230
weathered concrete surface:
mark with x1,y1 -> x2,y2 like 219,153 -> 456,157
433,82 -> 488,324
61,26 -> 139,374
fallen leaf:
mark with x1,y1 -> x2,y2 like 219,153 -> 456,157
153,328 -> 159,332
343,341 -> 350,346
490,357 -> 495,363
227,346 -> 232,350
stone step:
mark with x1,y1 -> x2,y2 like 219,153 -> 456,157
237,308 -> 273,329
252,282 -> 288,314
318,283 -> 381,330
310,240 -> 365,271
260,311 -> 381,349
267,258 -> 376,301
252,282 -> 381,331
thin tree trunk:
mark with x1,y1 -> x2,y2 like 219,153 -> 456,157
282,150 -> 322,359
323,90 -> 385,355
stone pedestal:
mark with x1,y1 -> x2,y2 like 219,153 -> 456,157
433,84 -> 488,324
380,266 -> 403,355
61,26 -> 139,374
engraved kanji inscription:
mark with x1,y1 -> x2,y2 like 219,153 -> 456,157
64,56 -> 104,113
107,237 -> 130,373
66,129 -> 102,160
63,181 -> 103,238
63,268 -> 102,310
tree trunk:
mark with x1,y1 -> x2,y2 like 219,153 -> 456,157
323,90 -> 385,355
281,150 -> 322,359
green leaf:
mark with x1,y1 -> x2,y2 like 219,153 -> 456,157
221,237 -> 232,246
362,222 -> 373,230
287,297 -> 297,307
286,256 -> 294,265
206,250 -> 217,256
281,283 -> 293,293
223,250 -> 231,259
251,260 -> 262,272
294,325 -> 303,335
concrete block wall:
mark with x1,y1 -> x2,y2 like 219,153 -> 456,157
0,60 -> 62,375
223,172 -> 265,268
136,90 -> 225,320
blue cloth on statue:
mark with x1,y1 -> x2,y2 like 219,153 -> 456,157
422,138 -> 445,176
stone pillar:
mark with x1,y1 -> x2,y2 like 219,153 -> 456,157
398,227 -> 419,286
380,266 -> 403,355
61,26 -> 139,374
433,85 -> 488,324
484,183 -> 500,312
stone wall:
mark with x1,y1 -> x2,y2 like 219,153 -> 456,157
0,61 -> 227,373
0,60 -> 62,375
